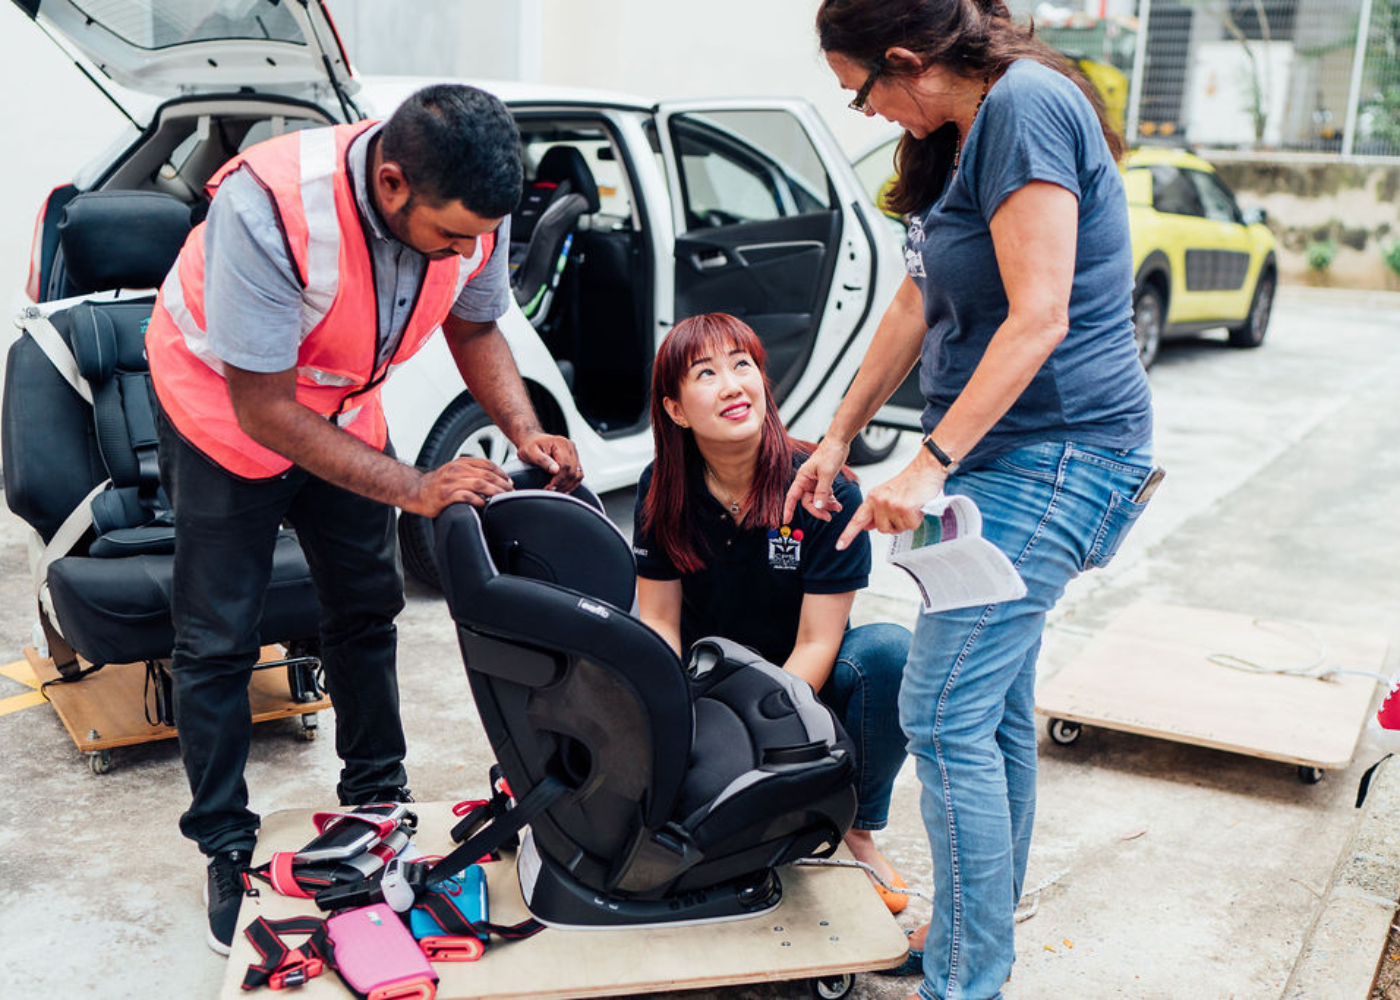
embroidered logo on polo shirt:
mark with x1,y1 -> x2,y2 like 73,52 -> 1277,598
904,215 -> 927,278
768,525 -> 803,571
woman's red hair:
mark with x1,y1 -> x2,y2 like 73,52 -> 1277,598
643,313 -> 828,574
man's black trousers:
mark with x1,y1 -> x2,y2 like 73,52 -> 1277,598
157,414 -> 408,856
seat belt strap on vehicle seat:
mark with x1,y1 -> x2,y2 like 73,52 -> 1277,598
18,308 -> 93,405
241,915 -> 330,991
29,479 -> 111,679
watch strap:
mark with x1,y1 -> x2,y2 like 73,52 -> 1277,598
921,434 -> 960,474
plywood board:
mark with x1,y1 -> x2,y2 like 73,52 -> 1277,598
26,646 -> 329,752
1035,602 -> 1387,769
220,803 -> 909,1000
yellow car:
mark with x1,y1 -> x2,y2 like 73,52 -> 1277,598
852,142 -> 1277,369
1122,147 -> 1277,368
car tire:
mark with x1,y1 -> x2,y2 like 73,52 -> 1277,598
1228,270 -> 1275,349
398,400 -> 516,590
1132,284 -> 1164,370
847,425 -> 903,465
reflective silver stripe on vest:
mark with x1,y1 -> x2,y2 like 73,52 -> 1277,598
160,266 -> 225,374
299,127 -> 341,337
297,365 -> 357,387
336,405 -> 362,428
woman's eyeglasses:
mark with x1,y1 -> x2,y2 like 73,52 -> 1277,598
848,62 -> 882,113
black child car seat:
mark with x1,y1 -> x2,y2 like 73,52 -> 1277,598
2,190 -> 323,714
431,483 -> 858,928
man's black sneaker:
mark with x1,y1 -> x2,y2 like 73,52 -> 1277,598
203,849 -> 251,956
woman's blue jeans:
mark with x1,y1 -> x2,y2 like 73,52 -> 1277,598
819,622 -> 912,830
901,441 -> 1152,1000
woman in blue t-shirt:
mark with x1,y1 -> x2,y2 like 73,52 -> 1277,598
634,312 -> 912,913
790,2 -> 1158,997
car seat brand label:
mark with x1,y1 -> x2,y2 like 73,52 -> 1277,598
578,599 -> 611,619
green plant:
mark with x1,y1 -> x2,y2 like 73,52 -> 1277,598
1384,240 -> 1400,279
1306,239 -> 1337,273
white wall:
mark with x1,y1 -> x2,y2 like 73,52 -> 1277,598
0,0 -> 899,299
0,3 -> 135,299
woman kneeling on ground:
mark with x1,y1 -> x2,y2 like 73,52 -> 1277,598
633,311 -> 913,913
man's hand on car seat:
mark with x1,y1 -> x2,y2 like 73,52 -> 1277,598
517,433 -> 584,493
408,457 -> 515,515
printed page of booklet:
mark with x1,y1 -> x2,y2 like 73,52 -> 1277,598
886,494 -> 1027,613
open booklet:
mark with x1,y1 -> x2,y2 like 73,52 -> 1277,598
886,494 -> 1027,613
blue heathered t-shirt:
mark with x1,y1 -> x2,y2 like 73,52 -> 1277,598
903,59 -> 1152,469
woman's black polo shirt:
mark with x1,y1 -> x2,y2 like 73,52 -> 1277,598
632,459 -> 870,666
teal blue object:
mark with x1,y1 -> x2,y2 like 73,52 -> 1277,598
408,865 -> 488,942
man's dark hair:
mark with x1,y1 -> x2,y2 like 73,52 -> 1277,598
379,84 -> 523,218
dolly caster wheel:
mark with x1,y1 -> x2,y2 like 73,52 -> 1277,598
298,712 -> 319,742
1297,765 -> 1323,784
811,972 -> 854,999
88,749 -> 112,775
1048,718 -> 1082,746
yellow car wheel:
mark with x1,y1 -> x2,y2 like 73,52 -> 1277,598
1132,284 -> 1165,370
1227,271 -> 1276,349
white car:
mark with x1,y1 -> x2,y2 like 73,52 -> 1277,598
13,0 -> 908,585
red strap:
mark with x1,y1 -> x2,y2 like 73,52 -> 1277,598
310,811 -> 400,840
268,851 -> 314,899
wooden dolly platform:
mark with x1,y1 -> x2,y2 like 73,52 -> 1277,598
25,645 -> 330,775
220,802 -> 909,1000
1036,602 -> 1388,783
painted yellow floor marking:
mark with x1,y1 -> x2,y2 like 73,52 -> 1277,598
0,660 -> 39,689
0,660 -> 46,717
0,690 -> 46,717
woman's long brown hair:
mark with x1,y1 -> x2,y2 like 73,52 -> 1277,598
817,0 -> 1124,216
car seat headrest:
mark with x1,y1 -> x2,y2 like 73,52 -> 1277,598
480,491 -> 634,610
58,191 -> 193,293
68,302 -> 152,382
535,146 -> 601,214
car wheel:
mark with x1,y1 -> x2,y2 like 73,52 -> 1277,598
398,400 -> 515,590
1228,271 -> 1275,349
847,425 -> 903,465
1132,285 -> 1164,370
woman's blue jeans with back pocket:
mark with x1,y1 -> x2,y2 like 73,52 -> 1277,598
900,441 -> 1152,1000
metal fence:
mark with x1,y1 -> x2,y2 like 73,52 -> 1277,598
1006,1 -> 1400,160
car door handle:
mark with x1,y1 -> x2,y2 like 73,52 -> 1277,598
689,249 -> 731,270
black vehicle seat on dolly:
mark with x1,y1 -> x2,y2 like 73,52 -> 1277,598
2,190 -> 322,720
431,486 -> 858,929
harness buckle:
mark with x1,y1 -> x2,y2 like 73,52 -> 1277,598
269,955 -> 323,990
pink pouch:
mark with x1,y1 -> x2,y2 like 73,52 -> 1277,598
324,903 -> 438,1000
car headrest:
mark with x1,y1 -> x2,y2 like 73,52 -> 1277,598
58,191 -> 193,293
535,146 -> 601,214
480,490 -> 634,611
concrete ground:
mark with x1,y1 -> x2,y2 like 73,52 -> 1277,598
2,286 -> 1398,999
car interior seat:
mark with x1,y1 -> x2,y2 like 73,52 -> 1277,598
509,146 -> 600,336
431,481 -> 858,929
3,190 -> 323,718
46,190 -> 196,301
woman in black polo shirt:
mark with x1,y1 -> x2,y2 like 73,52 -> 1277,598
633,312 -> 912,912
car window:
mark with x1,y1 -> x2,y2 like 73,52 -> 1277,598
519,121 -> 634,223
1185,169 -> 1243,224
72,0 -> 305,49
670,110 -> 832,232
1148,165 -> 1205,218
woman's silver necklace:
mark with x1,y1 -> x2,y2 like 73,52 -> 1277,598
950,75 -> 992,175
704,465 -> 745,516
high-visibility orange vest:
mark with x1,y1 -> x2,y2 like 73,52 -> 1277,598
146,121 -> 496,479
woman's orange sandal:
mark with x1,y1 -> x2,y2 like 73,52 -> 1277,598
873,853 -> 909,914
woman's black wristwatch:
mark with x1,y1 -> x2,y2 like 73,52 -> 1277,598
921,434 -> 960,475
